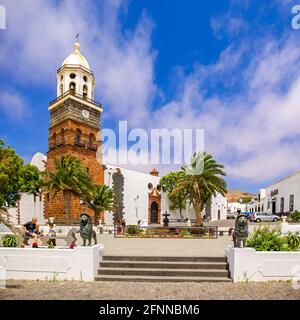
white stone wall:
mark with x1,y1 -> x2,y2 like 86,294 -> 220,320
227,202 -> 247,214
226,245 -> 300,282
211,193 -> 227,220
0,244 -> 104,281
104,165 -> 165,225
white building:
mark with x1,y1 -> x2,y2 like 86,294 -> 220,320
227,202 -> 248,215
249,172 -> 300,215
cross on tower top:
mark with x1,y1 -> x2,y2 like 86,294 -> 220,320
76,33 -> 80,43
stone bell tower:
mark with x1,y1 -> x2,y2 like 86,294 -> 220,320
44,40 -> 104,225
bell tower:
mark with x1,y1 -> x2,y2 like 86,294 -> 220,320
44,40 -> 104,225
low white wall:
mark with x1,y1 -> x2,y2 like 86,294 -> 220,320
225,245 -> 300,282
281,222 -> 300,234
0,244 -> 104,281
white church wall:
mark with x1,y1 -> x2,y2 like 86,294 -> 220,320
104,165 -> 164,226
211,193 -> 227,220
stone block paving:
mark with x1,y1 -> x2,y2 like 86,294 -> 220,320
0,280 -> 299,300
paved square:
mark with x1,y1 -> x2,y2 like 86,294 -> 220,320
0,280 -> 299,300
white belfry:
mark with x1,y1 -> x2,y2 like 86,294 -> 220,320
57,41 -> 95,100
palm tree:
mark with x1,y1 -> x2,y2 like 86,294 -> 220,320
170,152 -> 227,226
87,185 -> 115,225
44,156 -> 94,224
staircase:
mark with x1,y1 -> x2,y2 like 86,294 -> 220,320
95,256 -> 232,282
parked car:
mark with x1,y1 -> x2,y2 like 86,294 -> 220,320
240,212 -> 254,220
251,212 -> 279,223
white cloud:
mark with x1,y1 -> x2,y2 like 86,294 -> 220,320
1,0 -> 300,187
0,90 -> 28,120
152,35 -> 300,183
0,0 -> 156,126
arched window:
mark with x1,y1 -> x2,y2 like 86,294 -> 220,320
69,82 -> 76,95
83,85 -> 88,100
88,133 -> 97,150
75,129 -> 81,144
60,83 -> 64,96
51,132 -> 57,149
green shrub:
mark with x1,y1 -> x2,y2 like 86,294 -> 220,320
290,211 -> 300,223
284,232 -> 300,250
247,226 -> 290,251
2,234 -> 19,248
181,229 -> 191,236
126,225 -> 140,235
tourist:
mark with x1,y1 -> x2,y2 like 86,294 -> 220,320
47,223 -> 57,246
23,217 -> 38,238
186,218 -> 191,227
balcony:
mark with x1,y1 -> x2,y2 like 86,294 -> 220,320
49,90 -> 102,109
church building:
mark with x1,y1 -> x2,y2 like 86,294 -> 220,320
8,41 -> 227,226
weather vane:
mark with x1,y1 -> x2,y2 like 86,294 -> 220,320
76,33 -> 80,43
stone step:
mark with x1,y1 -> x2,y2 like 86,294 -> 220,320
100,260 -> 228,270
98,267 -> 230,277
102,256 -> 227,263
95,275 -> 232,282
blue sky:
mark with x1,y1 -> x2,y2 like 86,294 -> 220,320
1,0 -> 300,193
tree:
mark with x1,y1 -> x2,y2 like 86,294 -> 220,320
44,156 -> 94,224
0,140 -> 44,211
170,152 -> 227,226
87,185 -> 115,225
160,172 -> 187,221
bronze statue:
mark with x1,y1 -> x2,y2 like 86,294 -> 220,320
80,213 -> 97,246
233,214 -> 249,248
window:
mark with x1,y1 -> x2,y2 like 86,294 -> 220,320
83,75 -> 88,82
261,205 -> 264,212
70,73 -> 76,79
60,83 -> 63,96
280,197 -> 284,214
289,195 -> 294,212
83,85 -> 88,100
89,133 -> 95,145
69,82 -> 76,95
61,128 -> 65,144
75,129 -> 81,143
52,132 -> 56,146
88,133 -> 97,150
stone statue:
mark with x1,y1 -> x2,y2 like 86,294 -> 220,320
233,214 -> 249,248
162,211 -> 170,228
79,213 -> 97,246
